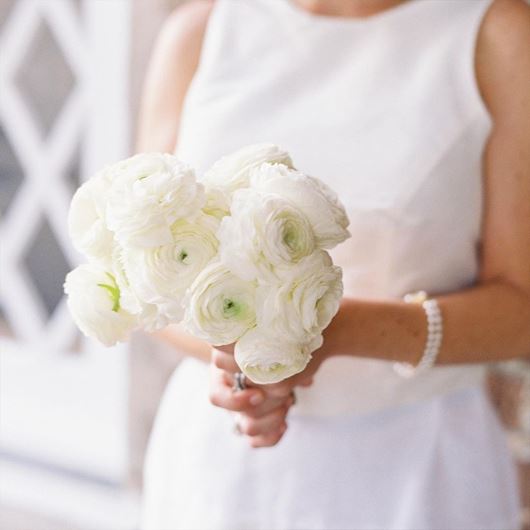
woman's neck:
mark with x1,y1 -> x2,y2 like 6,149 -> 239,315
292,0 -> 408,18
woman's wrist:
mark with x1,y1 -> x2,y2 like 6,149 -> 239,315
320,298 -> 355,360
321,297 -> 426,364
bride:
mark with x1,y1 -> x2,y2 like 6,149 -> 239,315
138,0 -> 530,528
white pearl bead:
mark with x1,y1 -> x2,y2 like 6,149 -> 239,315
394,294 -> 443,378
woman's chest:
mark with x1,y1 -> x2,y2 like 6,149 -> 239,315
179,56 -> 486,217
176,35 -> 490,296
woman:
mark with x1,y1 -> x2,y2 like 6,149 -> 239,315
139,0 -> 530,528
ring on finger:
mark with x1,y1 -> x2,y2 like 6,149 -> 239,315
232,372 -> 247,393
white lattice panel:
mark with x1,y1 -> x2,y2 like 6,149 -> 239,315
0,0 -> 131,482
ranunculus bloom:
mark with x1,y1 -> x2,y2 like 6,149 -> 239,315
68,173 -> 114,263
183,261 -> 256,346
256,251 -> 343,344
122,214 -> 219,319
235,328 -> 323,384
203,186 -> 231,220
105,153 -> 205,247
64,264 -> 138,346
202,143 -> 293,195
218,188 -> 315,281
250,163 -> 351,249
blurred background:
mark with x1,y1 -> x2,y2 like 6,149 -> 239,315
0,1 -> 529,529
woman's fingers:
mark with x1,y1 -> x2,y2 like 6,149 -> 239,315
297,376 -> 314,387
212,343 -> 235,355
209,362 -> 293,448
220,370 -> 295,417
248,424 -> 288,449
211,348 -> 240,374
244,394 -> 294,418
254,371 -> 315,397
258,380 -> 294,399
236,405 -> 289,437
209,385 -> 265,411
209,365 -> 265,411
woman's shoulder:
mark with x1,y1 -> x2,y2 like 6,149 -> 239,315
479,0 -> 530,61
476,0 -> 530,117
481,0 -> 530,31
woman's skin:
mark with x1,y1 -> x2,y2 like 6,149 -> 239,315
138,0 -> 530,448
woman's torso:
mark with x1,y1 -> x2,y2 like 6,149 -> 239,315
141,4 -> 521,527
176,0 -> 493,416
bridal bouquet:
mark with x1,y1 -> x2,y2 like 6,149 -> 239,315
65,144 -> 350,383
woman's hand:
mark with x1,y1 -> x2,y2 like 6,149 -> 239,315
209,349 -> 295,447
209,345 -> 329,447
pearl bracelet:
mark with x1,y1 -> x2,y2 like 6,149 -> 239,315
394,291 -> 443,378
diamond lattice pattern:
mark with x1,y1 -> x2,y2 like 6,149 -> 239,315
0,0 -> 85,350
14,17 -> 77,137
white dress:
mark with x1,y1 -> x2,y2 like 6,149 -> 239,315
142,1 -> 521,528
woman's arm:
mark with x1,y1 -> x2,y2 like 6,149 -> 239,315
137,0 -> 214,363
136,0 -> 213,153
322,0 -> 530,367
324,283 -> 530,367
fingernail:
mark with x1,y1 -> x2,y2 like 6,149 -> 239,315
250,393 -> 264,405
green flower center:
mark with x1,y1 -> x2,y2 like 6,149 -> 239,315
282,220 -> 302,253
222,298 -> 240,318
97,273 -> 121,312
284,229 -> 297,249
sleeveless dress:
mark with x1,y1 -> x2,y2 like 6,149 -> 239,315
142,1 -> 521,528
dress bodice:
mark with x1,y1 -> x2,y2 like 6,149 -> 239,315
176,0 -> 493,415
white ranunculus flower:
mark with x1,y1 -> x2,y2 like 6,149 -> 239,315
122,214 -> 219,318
257,251 -> 343,343
235,328 -> 323,384
137,302 -> 172,332
68,173 -> 114,263
250,163 -> 351,249
110,242 -> 142,314
64,264 -> 138,346
203,186 -> 231,220
218,188 -> 315,281
105,153 -> 205,247
183,261 -> 256,346
202,143 -> 293,195
110,243 -> 173,332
